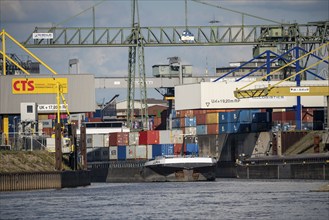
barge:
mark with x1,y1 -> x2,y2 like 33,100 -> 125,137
142,156 -> 217,182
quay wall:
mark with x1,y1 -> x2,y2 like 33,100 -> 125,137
0,170 -> 90,191
236,163 -> 329,180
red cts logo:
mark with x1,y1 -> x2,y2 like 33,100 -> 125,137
13,80 -> 35,92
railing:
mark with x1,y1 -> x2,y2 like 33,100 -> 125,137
0,132 -> 48,151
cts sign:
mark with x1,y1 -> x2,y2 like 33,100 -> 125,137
12,78 -> 68,94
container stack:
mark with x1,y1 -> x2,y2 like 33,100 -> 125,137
105,129 -> 184,161
157,129 -> 184,156
86,133 -> 111,162
109,132 -> 129,160
172,109 -> 270,135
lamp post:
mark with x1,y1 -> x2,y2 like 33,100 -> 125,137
13,116 -> 17,150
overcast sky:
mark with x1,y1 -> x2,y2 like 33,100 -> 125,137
1,0 -> 328,103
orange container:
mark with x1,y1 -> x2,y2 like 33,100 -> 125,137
207,124 -> 219,134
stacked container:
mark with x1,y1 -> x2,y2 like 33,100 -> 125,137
139,130 -> 160,145
154,129 -> 184,157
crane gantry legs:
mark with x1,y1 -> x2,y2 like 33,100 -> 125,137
127,0 -> 148,130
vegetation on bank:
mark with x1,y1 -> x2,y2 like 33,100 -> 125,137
0,150 -> 70,173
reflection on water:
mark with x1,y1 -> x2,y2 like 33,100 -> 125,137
0,179 -> 328,220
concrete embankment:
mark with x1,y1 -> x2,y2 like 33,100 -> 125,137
310,183 -> 329,192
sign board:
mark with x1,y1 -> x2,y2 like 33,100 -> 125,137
290,87 -> 310,93
12,78 -> 68,94
32,33 -> 53,39
38,104 -> 68,113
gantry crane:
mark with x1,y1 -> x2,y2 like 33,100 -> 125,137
234,42 -> 329,129
20,0 -> 329,130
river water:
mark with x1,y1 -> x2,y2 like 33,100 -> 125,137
0,179 -> 328,220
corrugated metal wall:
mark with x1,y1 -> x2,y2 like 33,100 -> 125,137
0,74 -> 95,114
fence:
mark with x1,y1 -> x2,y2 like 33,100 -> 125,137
0,132 -> 48,151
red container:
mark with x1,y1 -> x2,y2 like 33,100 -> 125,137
193,109 -> 207,115
207,124 -> 219,135
88,117 -> 102,122
176,110 -> 194,118
48,114 -> 67,119
174,144 -> 185,155
195,114 -> 207,125
139,130 -> 160,145
272,111 -> 295,122
42,127 -> 53,136
109,132 -> 129,146
206,109 -> 226,113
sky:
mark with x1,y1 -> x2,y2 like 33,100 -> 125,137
1,0 -> 328,103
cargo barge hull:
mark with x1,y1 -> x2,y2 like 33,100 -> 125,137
141,157 -> 217,182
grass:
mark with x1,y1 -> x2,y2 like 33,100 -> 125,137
0,150 -> 71,173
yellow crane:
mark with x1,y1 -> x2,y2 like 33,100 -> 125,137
0,29 -> 71,146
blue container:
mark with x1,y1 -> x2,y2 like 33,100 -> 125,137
172,118 -> 181,128
186,143 -> 199,155
227,111 -> 239,123
94,109 -> 102,118
252,112 -> 269,123
226,123 -> 238,133
237,110 -> 252,123
161,144 -> 174,156
152,144 -> 162,158
196,125 -> 207,135
219,112 -> 228,123
219,123 -> 228,133
152,144 -> 174,157
117,146 -> 126,160
185,117 -> 196,127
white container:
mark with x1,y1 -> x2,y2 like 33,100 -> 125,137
103,134 -> 109,147
184,127 -> 197,136
126,145 -> 136,159
129,132 -> 139,145
135,145 -> 147,159
172,129 -> 184,144
147,145 -> 153,159
92,134 -> 105,147
109,146 -> 118,160
159,130 -> 171,144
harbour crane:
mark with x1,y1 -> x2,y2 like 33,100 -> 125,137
20,0 -> 329,130
234,42 -> 329,129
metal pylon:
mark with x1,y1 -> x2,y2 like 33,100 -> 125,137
127,0 -> 148,130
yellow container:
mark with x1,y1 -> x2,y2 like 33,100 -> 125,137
206,112 -> 219,124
